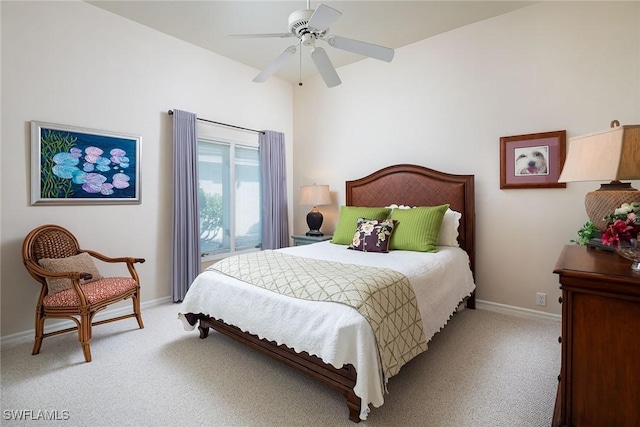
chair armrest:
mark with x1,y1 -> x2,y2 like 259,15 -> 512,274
80,250 -> 144,283
24,259 -> 92,304
24,260 -> 93,281
82,249 -> 145,264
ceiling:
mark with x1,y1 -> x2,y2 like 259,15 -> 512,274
87,1 -> 535,85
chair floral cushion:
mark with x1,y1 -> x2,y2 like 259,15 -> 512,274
42,277 -> 138,307
348,217 -> 397,253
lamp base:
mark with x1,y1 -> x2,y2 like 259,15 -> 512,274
585,184 -> 640,231
306,208 -> 324,237
596,181 -> 637,191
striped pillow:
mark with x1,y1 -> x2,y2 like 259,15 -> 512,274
331,206 -> 392,245
389,204 -> 449,252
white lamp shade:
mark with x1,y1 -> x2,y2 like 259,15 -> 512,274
299,184 -> 331,206
558,124 -> 640,183
557,122 -> 640,231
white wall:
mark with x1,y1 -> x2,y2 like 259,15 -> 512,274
0,1 -> 293,337
292,1 -> 640,315
2,1 -> 639,339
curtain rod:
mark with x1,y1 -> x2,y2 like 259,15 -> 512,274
167,110 -> 264,135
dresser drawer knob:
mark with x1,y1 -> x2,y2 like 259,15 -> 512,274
558,296 -> 563,304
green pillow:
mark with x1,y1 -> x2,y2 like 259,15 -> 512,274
389,204 -> 449,252
332,206 -> 392,245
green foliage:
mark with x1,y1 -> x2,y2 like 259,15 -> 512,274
570,221 -> 597,246
199,187 -> 223,243
40,130 -> 77,198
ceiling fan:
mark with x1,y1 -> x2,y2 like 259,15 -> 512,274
230,1 -> 394,88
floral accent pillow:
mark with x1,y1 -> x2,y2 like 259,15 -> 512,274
348,218 -> 397,253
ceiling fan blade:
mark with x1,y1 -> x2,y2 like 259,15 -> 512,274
253,45 -> 297,83
311,47 -> 341,88
326,35 -> 394,62
228,33 -> 292,39
308,4 -> 342,32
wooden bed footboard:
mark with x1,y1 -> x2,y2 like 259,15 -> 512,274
198,315 -> 362,422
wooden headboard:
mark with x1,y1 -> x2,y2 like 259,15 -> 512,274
345,164 -> 475,276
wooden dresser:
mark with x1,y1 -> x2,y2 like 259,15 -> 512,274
552,245 -> 640,427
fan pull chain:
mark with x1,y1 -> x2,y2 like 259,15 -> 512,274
298,45 -> 303,86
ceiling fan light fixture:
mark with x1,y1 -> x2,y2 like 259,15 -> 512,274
300,32 -> 316,46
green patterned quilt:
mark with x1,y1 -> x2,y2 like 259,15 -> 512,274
209,250 -> 428,382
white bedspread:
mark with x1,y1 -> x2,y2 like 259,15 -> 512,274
178,242 -> 476,420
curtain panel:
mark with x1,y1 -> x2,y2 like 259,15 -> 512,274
260,130 -> 289,249
171,109 -> 201,302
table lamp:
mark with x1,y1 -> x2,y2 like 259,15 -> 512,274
299,184 -> 331,236
558,120 -> 640,231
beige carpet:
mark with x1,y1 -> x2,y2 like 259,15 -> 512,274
1,303 -> 560,426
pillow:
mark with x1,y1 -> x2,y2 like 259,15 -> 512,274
385,204 -> 413,210
389,204 -> 449,252
332,206 -> 392,245
387,204 -> 461,247
348,218 -> 397,253
439,208 -> 462,247
38,252 -> 103,294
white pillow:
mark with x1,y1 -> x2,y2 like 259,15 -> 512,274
439,208 -> 461,247
386,205 -> 461,247
385,204 -> 412,210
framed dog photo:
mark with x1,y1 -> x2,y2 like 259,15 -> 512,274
31,121 -> 141,205
500,130 -> 566,189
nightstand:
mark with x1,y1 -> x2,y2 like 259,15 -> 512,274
291,234 -> 333,246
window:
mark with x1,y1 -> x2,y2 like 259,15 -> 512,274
198,138 -> 260,260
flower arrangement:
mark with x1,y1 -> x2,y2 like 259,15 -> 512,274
601,202 -> 640,247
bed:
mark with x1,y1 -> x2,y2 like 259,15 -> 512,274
178,164 -> 476,422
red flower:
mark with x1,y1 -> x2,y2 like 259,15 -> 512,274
602,219 -> 635,247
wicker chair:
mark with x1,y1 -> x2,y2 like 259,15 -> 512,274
22,224 -> 145,362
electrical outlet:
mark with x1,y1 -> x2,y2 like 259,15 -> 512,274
536,292 -> 547,306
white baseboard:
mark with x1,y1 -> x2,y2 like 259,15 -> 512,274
476,299 -> 561,322
0,296 -> 172,347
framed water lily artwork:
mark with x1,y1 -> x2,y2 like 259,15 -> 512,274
31,121 -> 141,205
500,130 -> 566,189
